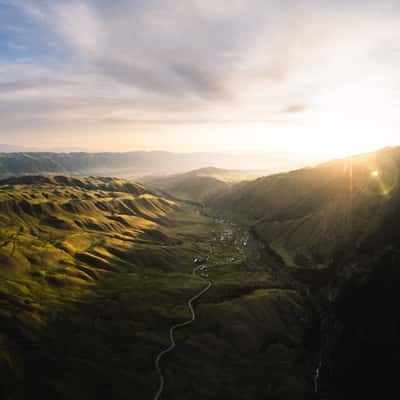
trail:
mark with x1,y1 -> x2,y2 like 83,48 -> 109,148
152,218 -> 253,399
152,264 -> 212,400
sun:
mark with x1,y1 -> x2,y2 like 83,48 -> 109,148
371,170 -> 380,178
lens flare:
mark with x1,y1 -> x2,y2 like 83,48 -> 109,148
354,154 -> 398,197
367,163 -> 397,196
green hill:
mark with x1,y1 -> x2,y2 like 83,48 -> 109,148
0,175 -> 206,398
141,166 -> 270,203
142,170 -> 229,203
0,175 -> 314,400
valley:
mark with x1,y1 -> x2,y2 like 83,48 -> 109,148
0,175 -> 314,399
148,217 -> 314,400
2,1 -> 399,397
151,146 -> 400,398
0,147 -> 399,399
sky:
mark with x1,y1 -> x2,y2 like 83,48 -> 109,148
0,0 -> 400,157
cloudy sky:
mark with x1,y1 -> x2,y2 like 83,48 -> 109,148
0,0 -> 400,156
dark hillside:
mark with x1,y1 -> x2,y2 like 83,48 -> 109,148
207,146 -> 400,397
209,146 -> 400,268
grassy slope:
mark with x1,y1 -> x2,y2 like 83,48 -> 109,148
0,176 -> 313,400
141,167 -> 273,203
141,168 -> 232,203
159,175 -> 229,203
209,146 -> 400,270
208,147 -> 400,397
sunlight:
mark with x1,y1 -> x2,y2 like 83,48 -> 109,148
365,164 -> 398,196
307,82 -> 399,157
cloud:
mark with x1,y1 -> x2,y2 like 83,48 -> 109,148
1,0 -> 400,152
0,79 -> 62,93
7,0 -> 269,100
50,2 -> 103,55
0,0 -> 46,19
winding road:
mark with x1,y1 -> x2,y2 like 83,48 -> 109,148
153,263 -> 212,400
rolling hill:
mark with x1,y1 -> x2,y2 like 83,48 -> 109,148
142,167 -> 233,202
142,166 -> 271,184
0,175 -> 314,400
141,167 -> 271,203
0,175 -> 205,399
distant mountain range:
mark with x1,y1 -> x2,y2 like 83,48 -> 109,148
0,144 -> 88,153
0,150 -> 324,178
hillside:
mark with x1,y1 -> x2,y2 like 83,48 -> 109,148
141,167 -> 272,203
209,146 -> 400,268
141,167 -> 232,202
0,175 -> 314,400
207,146 -> 400,396
143,166 -> 270,184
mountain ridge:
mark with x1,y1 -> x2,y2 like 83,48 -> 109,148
0,151 -> 324,179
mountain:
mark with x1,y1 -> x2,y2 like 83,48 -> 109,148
207,146 -> 400,397
140,167 -> 269,202
209,146 -> 400,267
0,151 -> 323,179
143,166 -> 271,184
0,144 -> 88,153
0,145 -> 39,152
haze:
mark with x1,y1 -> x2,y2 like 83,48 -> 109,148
1,0 -> 400,158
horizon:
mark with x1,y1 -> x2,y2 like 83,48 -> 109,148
0,142 -> 397,158
0,144 -> 398,180
1,144 -> 399,175
0,143 -> 340,156
1,1 -> 400,160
